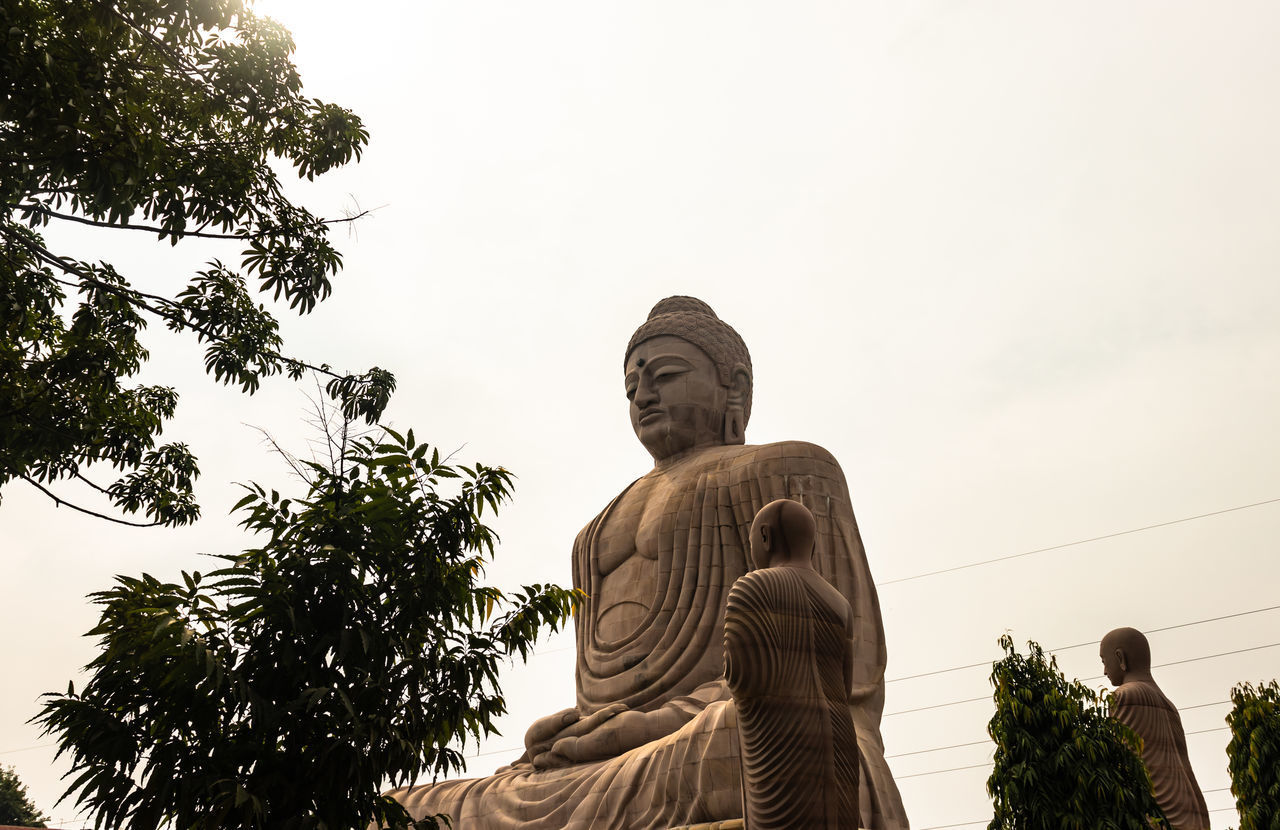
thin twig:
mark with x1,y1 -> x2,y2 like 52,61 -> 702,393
73,470 -> 111,494
245,423 -> 312,485
21,475 -> 161,527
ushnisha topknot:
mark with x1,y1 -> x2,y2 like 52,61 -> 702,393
625,296 -> 753,421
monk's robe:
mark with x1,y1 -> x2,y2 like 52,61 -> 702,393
1112,682 -> 1210,830
724,565 -> 861,829
388,441 -> 908,830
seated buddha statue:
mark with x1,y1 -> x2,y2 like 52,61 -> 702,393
387,296 -> 908,829
1101,627 -> 1210,830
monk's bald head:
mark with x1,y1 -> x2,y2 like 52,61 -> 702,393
749,498 -> 817,570
1100,626 -> 1152,686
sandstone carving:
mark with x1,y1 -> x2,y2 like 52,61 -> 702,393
725,498 -> 861,829
1101,626 -> 1210,830
387,297 -> 907,829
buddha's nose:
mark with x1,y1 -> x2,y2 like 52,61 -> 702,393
634,378 -> 659,408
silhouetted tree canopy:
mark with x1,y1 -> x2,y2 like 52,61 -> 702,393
37,427 -> 580,829
1227,679 -> 1280,830
1,0 -> 394,527
986,635 -> 1167,830
0,764 -> 49,827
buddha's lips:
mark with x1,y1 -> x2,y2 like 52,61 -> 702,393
638,409 -> 665,425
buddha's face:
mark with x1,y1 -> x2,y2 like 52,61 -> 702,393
625,335 -> 728,462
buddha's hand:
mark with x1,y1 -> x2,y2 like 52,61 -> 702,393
527,703 -> 628,769
547,705 -> 691,767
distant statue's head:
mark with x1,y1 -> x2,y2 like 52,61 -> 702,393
748,498 -> 817,571
1100,626 -> 1153,687
624,297 -> 753,462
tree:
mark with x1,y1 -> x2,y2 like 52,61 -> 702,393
0,765 -> 49,827
986,635 -> 1167,830
35,424 -> 581,830
1,0 -> 395,528
1226,679 -> 1280,830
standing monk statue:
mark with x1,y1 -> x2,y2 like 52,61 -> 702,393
725,498 -> 862,829
388,296 -> 908,829
1100,627 -> 1210,830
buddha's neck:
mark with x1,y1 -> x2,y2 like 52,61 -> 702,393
651,442 -> 725,472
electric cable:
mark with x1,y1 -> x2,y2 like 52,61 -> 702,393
894,760 -> 992,781
0,741 -> 52,755
886,603 -> 1280,684
1079,641 -> 1280,683
883,642 -> 1279,717
878,496 -> 1280,586
887,739 -> 990,759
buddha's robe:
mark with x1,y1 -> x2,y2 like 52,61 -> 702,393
1111,682 -> 1210,830
388,441 -> 907,830
724,565 -> 861,829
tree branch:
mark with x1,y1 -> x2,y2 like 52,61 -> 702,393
3,224 -> 379,399
93,1 -> 215,89
13,203 -> 373,241
73,470 -> 112,495
20,475 -> 162,527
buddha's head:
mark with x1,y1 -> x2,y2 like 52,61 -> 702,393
624,297 -> 753,463
1100,626 -> 1152,687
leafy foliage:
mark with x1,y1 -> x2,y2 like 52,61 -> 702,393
986,635 -> 1167,830
1,0 -> 395,526
1226,679 -> 1280,830
0,765 -> 49,827
36,428 -> 581,830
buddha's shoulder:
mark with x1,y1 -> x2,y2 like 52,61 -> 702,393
718,440 -> 847,479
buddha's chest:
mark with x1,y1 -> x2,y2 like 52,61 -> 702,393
591,469 -> 693,641
594,474 -> 672,576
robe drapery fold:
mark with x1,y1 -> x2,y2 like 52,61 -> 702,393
388,441 -> 908,830
724,566 -> 861,829
1112,682 -> 1210,830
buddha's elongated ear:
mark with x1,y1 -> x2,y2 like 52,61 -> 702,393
727,364 -> 751,406
723,364 -> 752,445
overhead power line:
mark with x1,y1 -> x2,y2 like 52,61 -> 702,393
885,695 -> 990,718
879,496 -> 1280,586
0,741 -> 53,756
895,760 -> 992,780
887,738 -> 990,759
886,603 -> 1280,684
1079,641 -> 1280,683
884,642 -> 1279,718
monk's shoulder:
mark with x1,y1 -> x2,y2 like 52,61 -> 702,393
1112,681 -> 1175,712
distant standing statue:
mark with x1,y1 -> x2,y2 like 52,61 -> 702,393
389,297 -> 907,829
1100,627 -> 1210,830
725,499 -> 861,830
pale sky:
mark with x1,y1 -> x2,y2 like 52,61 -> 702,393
3,3 -> 1279,828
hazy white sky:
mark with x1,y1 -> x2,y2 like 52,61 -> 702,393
4,3 -> 1279,828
